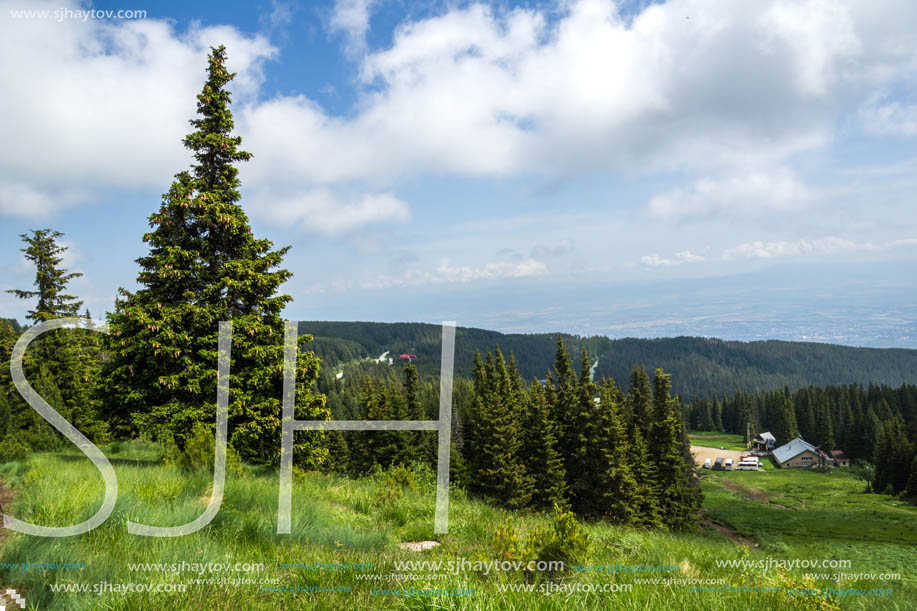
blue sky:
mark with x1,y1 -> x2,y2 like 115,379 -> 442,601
1,0 -> 916,346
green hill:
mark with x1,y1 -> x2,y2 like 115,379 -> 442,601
299,321 -> 917,399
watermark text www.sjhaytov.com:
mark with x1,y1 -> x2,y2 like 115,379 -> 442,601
9,8 -> 146,21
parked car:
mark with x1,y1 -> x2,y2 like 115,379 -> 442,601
703,458 -> 712,469
737,460 -> 758,471
724,458 -> 734,471
713,457 -> 724,471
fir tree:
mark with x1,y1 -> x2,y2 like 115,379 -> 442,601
6,230 -> 105,441
395,363 -> 424,465
102,47 -> 328,464
626,365 -> 653,436
649,369 -> 701,530
566,348 -> 600,514
550,336 -> 577,462
625,424 -> 663,528
906,454 -> 917,498
521,379 -> 567,509
7,229 -> 83,324
596,378 -> 640,524
471,350 -> 532,509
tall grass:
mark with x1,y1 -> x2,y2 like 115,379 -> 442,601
0,441 -> 913,610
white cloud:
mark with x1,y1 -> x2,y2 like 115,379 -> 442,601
240,0 -> 917,200
250,188 -> 411,235
721,236 -> 881,260
3,0 -> 917,239
0,0 -> 276,217
362,257 -> 548,289
640,250 -> 704,267
648,169 -> 814,222
329,0 -> 379,56
860,94 -> 917,136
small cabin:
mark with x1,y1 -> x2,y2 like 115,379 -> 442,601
752,432 -> 777,452
830,450 -> 850,467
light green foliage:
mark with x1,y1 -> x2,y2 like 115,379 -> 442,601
527,504 -> 591,566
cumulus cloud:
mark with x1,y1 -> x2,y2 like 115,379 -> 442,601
329,0 -> 379,56
648,169 -> 815,222
860,93 -> 917,136
721,237 -> 881,260
0,0 -> 276,217
640,250 -> 704,267
3,0 -> 917,237
362,257 -> 548,289
250,188 -> 411,235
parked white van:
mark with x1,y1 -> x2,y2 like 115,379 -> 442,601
736,460 -> 758,471
724,458 -> 734,471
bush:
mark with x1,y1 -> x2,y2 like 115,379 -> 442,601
527,504 -> 591,567
160,424 -> 242,473
0,435 -> 31,463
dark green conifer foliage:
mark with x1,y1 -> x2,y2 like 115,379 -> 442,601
0,393 -> 9,439
906,455 -> 917,498
395,363 -> 424,465
551,336 -> 578,462
471,349 -> 532,509
772,391 -> 798,445
6,230 -> 106,442
7,229 -> 83,324
596,379 -> 640,524
649,369 -> 701,530
522,378 -> 567,509
625,423 -> 663,528
566,348 -> 598,513
873,418 -> 913,494
626,365 -> 653,436
102,46 -> 328,464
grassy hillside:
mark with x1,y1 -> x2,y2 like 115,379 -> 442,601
299,321 -> 917,399
1,443 -> 914,610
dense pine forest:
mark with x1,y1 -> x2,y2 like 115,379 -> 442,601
1,47 -> 915,541
687,383 -> 917,496
301,321 -> 917,399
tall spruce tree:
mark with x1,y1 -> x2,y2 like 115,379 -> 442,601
395,363 -> 425,465
596,378 -> 640,524
521,378 -> 567,509
7,230 -> 106,442
550,336 -> 578,470
470,349 -> 532,509
626,365 -> 653,436
649,370 -> 701,530
7,229 -> 83,324
625,422 -> 663,528
103,46 -> 328,465
566,348 -> 599,513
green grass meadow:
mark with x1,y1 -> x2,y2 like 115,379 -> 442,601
0,440 -> 915,610
689,432 -> 750,452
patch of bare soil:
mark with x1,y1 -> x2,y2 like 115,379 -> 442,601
697,509 -> 756,547
0,479 -> 14,543
720,479 -> 800,510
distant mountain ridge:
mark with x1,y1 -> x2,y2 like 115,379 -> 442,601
299,320 -> 917,399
